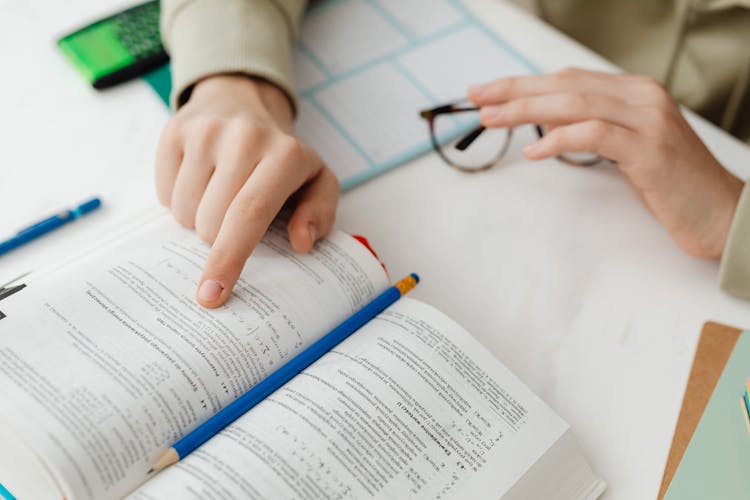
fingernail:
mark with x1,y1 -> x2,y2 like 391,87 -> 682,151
468,84 -> 486,98
308,223 -> 318,246
198,280 -> 223,302
524,141 -> 542,157
480,105 -> 504,122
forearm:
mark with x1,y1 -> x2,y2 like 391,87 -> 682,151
160,0 -> 307,110
719,182 -> 750,299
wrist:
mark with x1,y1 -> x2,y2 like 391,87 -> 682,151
190,74 -> 295,129
714,169 -> 745,256
682,166 -> 744,259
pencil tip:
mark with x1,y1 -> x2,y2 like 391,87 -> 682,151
147,468 -> 154,474
151,447 -> 180,473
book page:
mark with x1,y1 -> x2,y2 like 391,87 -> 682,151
0,214 -> 389,500
130,298 -> 568,499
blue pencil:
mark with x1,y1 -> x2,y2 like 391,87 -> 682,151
0,197 -> 102,256
150,273 -> 420,473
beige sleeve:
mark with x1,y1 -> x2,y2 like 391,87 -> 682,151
719,182 -> 750,299
160,0 -> 307,110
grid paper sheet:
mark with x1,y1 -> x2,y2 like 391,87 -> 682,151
145,0 -> 535,190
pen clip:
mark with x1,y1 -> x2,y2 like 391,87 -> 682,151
0,272 -> 28,320
0,271 -> 30,304
0,283 -> 26,302
0,271 -> 30,291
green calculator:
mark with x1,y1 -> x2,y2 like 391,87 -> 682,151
57,1 -> 167,89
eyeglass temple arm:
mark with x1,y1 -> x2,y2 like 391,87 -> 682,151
419,104 -> 478,119
454,126 -> 486,151
457,121 -> 550,151
419,104 -> 485,151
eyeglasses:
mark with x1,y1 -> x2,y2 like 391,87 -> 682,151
419,100 -> 604,172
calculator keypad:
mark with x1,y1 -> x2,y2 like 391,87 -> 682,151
114,2 -> 162,59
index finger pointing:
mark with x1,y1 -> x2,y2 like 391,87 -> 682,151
196,145 -> 315,308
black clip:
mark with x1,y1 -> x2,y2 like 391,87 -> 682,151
0,283 -> 26,302
0,272 -> 29,319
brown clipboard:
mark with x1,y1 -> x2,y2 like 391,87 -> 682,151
657,321 -> 745,499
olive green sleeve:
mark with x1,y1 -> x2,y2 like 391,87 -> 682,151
720,183 -> 750,299
160,0 -> 307,111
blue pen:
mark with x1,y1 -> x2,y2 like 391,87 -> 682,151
0,197 -> 101,256
150,273 -> 420,473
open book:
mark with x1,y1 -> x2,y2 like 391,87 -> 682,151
0,213 -> 605,499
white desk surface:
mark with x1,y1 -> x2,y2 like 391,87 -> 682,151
2,1 -> 750,498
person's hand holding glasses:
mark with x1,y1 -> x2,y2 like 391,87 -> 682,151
419,68 -> 744,261
420,102 -> 603,172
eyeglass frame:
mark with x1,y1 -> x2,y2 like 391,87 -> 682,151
419,101 -> 604,172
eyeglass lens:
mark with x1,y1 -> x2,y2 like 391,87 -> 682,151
431,110 -> 511,171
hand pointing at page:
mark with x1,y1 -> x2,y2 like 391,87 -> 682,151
155,75 -> 339,308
